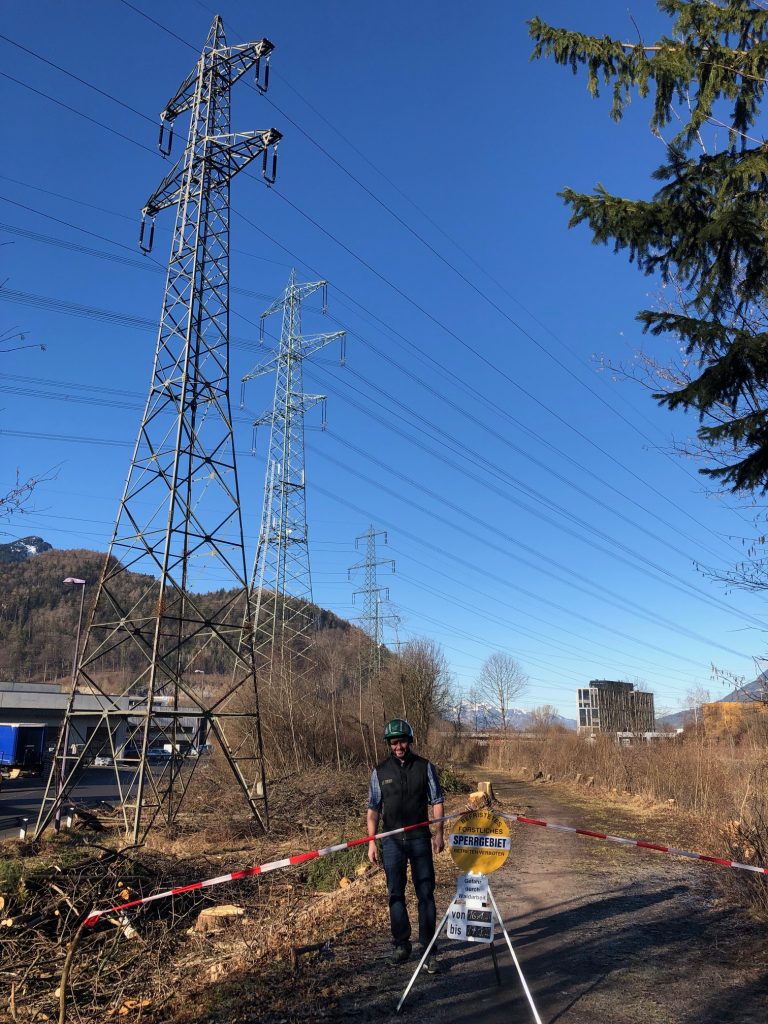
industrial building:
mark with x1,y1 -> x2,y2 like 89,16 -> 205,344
577,680 -> 656,737
0,681 -> 205,757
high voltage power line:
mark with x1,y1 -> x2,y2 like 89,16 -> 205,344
0,20 -> 752,555
1,14 -> 757,712
0,359 -> 757,632
0,211 -> 745,572
1,422 -> 754,675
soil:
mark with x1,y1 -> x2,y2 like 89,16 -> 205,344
278,769 -> 768,1024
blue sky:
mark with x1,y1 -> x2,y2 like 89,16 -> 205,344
1,0 -> 765,718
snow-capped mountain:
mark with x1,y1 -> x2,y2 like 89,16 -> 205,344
0,536 -> 53,564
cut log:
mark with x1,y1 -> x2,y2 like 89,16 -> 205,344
194,904 -> 245,933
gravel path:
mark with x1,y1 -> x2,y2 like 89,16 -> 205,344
340,770 -> 768,1024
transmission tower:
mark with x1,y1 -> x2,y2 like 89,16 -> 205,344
348,526 -> 395,673
242,270 -> 344,765
36,17 -> 281,842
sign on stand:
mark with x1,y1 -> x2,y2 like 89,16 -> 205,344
447,808 -> 511,874
447,895 -> 495,942
396,809 -> 542,1024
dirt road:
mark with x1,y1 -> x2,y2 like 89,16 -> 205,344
337,770 -> 768,1024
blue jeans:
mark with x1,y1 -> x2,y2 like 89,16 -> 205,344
381,833 -> 436,949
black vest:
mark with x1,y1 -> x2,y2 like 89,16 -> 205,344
375,752 -> 431,837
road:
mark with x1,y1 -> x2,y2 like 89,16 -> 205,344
0,767 -> 131,839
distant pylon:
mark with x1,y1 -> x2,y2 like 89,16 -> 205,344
348,526 -> 395,673
242,270 -> 345,767
35,17 -> 281,842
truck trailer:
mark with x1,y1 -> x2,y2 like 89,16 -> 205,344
0,722 -> 47,778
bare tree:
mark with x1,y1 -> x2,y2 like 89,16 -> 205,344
529,704 -> 559,736
476,653 -> 527,738
682,685 -> 712,731
394,637 -> 453,749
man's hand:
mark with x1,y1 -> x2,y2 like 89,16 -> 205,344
368,839 -> 378,865
432,830 -> 445,855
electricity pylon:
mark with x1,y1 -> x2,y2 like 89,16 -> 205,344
242,270 -> 344,767
35,17 -> 281,842
348,526 -> 395,673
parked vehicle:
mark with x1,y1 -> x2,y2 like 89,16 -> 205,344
0,723 -> 47,777
93,755 -> 113,767
147,747 -> 171,762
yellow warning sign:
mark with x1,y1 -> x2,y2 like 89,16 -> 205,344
448,809 -> 511,874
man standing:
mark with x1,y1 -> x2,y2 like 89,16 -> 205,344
367,718 -> 445,970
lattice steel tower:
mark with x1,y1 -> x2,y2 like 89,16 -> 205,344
242,272 -> 344,752
35,17 -> 281,842
348,526 -> 395,673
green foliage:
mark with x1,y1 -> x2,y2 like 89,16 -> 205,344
438,763 -> 471,794
530,2 -> 768,493
303,844 -> 367,892
0,855 -> 25,900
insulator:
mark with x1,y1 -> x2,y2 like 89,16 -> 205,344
339,336 -> 347,367
158,116 -> 174,157
262,143 -> 278,186
255,54 -> 271,94
138,213 -> 155,254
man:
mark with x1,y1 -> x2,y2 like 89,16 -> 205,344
367,718 -> 445,971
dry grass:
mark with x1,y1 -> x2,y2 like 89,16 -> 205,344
468,729 -> 768,917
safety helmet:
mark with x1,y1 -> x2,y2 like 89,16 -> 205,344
384,718 -> 414,743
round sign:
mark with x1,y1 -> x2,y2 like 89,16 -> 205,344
448,809 -> 511,874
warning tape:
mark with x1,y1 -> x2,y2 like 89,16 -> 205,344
83,812 -> 464,928
83,806 -> 766,928
500,812 -> 768,876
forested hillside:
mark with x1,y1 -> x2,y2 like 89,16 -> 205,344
0,546 -> 351,683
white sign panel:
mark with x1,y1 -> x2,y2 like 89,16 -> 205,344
457,872 -> 488,909
445,898 -> 495,944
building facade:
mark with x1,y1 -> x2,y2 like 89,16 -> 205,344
577,680 -> 655,737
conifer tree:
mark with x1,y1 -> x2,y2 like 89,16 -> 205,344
530,1 -> 768,493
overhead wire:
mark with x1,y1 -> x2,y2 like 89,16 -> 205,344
0,200 -> 737,577
3,13 -> 759,698
49,1 -> 751,553
0,29 -> 746,565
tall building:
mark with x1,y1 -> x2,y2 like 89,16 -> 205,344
577,680 -> 655,736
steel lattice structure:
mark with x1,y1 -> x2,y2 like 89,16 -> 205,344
242,270 -> 344,763
348,526 -> 395,674
36,17 -> 281,842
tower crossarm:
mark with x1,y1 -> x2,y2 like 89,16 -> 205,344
143,128 -> 281,217
296,331 -> 345,360
160,37 -> 275,124
259,278 -> 328,322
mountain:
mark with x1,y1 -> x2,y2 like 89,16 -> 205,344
460,702 -> 576,731
0,546 -> 353,683
0,536 -> 53,564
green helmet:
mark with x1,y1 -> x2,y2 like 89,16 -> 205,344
384,718 -> 414,742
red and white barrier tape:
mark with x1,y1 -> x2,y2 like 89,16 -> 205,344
501,812 -> 768,876
83,807 -> 766,928
83,813 -> 463,928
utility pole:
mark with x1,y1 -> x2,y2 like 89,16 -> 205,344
349,526 -> 395,672
242,270 -> 344,768
35,17 -> 281,842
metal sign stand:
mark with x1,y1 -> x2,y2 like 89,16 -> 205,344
395,877 -> 542,1022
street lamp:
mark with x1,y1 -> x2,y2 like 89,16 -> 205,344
55,577 -> 86,833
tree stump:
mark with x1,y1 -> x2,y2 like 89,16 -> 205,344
194,905 -> 245,933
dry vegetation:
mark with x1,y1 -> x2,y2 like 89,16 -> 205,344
471,726 -> 768,917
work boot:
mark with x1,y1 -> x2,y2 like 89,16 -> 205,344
423,954 -> 442,974
388,942 -> 411,966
